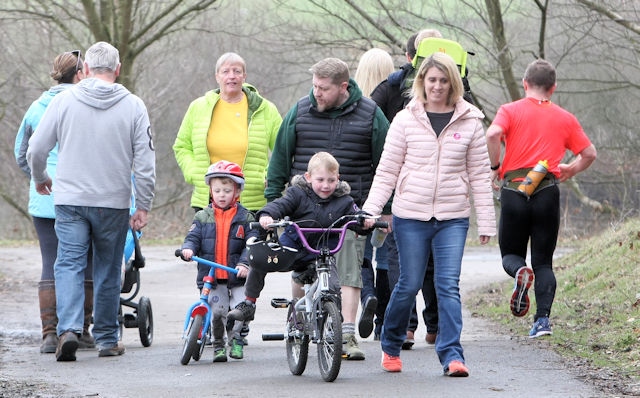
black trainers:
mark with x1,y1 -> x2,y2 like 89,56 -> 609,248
358,295 -> 377,338
510,267 -> 534,317
55,331 -> 79,362
228,300 -> 256,322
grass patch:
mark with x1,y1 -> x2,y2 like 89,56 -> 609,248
467,218 -> 640,383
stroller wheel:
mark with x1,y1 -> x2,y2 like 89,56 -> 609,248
138,296 -> 153,347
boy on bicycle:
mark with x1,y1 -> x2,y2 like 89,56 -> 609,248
179,160 -> 257,362
229,152 -> 368,352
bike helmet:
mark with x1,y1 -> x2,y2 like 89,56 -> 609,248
204,160 -> 245,190
247,233 -> 299,272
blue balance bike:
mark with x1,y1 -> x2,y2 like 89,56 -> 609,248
174,249 -> 238,365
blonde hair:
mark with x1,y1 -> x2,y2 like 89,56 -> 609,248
414,29 -> 443,51
412,52 -> 463,106
307,152 -> 339,175
354,48 -> 394,97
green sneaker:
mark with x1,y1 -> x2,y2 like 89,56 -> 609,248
229,339 -> 244,359
213,347 -> 227,363
343,333 -> 365,360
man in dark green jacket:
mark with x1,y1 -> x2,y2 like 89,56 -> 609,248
263,58 -> 389,360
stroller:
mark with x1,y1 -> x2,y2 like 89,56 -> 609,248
118,224 -> 153,347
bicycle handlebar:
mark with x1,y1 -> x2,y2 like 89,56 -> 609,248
249,214 -> 388,256
174,249 -> 239,275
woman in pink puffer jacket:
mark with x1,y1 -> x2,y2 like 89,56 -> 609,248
363,52 -> 496,377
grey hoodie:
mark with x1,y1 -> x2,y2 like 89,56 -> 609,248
27,77 -> 156,211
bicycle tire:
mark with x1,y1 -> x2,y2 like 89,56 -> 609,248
192,327 -> 207,362
285,301 -> 309,375
180,314 -> 203,365
317,299 -> 342,382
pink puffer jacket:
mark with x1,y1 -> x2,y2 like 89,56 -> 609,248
363,97 -> 496,237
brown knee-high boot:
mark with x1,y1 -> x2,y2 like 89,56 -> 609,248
38,280 -> 58,353
78,280 -> 96,349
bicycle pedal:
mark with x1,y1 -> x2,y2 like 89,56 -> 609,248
262,333 -> 285,341
270,298 -> 289,308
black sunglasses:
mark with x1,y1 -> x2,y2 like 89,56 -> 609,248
69,50 -> 82,73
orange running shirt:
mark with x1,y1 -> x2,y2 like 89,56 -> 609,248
492,97 -> 592,178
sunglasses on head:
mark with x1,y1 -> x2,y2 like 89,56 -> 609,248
69,50 -> 82,73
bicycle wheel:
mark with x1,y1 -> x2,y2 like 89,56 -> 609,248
285,301 -> 309,375
180,314 -> 204,365
192,327 -> 208,362
317,299 -> 342,382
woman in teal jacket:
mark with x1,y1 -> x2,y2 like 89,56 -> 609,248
14,50 -> 94,354
173,52 -> 282,212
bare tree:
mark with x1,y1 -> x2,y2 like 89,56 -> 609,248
1,0 -> 639,239
0,0 -> 222,91
574,0 -> 640,35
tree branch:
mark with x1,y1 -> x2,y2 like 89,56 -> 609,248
574,0 -> 640,36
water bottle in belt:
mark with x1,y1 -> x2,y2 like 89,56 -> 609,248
517,160 -> 549,196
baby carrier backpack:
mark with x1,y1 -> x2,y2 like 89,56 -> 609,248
410,37 -> 475,104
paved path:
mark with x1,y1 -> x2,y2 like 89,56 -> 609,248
0,244 -> 601,397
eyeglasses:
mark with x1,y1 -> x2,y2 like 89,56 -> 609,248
70,50 -> 82,73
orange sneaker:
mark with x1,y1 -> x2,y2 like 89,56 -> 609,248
445,360 -> 469,377
381,352 -> 402,372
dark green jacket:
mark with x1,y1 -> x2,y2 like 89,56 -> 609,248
265,79 -> 390,211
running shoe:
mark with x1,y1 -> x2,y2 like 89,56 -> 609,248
229,338 -> 244,359
213,347 -> 228,362
445,360 -> 469,377
381,352 -> 402,372
529,316 -> 552,338
510,267 -> 534,317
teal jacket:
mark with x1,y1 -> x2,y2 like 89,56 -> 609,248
14,84 -> 71,218
173,84 -> 282,210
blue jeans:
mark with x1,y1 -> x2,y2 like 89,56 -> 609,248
381,216 -> 469,369
54,205 -> 129,349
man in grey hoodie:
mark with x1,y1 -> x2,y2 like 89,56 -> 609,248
27,41 -> 156,362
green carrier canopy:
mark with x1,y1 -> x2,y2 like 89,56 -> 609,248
412,37 -> 469,77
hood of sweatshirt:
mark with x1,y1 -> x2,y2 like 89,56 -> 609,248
71,77 -> 130,110
36,84 -> 71,108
